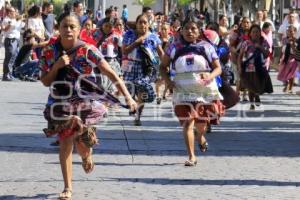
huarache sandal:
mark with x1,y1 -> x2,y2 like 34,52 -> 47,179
82,154 -> 94,174
59,188 -> 72,200
199,141 -> 209,153
184,159 -> 197,167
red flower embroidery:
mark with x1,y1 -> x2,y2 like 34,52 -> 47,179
84,66 -> 92,74
77,47 -> 86,57
44,50 -> 54,60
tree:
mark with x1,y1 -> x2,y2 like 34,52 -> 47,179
134,0 -> 157,6
177,0 -> 196,6
53,0 -> 68,16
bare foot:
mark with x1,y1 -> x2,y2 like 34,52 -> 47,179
82,153 -> 94,174
59,188 -> 72,200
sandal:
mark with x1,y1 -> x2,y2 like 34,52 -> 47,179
134,119 -> 142,126
59,188 -> 72,200
206,124 -> 212,133
199,141 -> 209,153
255,96 -> 261,106
184,159 -> 197,166
82,154 -> 94,174
156,97 -> 162,105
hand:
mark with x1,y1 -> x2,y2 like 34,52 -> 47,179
126,97 -> 138,113
166,79 -> 175,90
254,43 -> 262,49
54,54 -> 70,70
198,73 -> 212,86
135,36 -> 146,44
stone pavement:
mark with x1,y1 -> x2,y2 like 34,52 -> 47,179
0,47 -> 300,199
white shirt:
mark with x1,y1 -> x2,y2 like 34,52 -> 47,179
27,17 -> 45,40
278,22 -> 300,39
2,17 -> 24,39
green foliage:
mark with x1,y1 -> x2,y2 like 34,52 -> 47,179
177,0 -> 196,6
52,0 -> 68,17
134,0 -> 157,6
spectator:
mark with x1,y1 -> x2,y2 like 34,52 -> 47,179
27,5 -> 45,42
2,6 -> 23,81
42,2 -> 56,40
278,12 -> 300,43
73,0 -> 86,27
95,6 -> 102,24
113,7 -> 119,18
121,4 -> 128,25
13,29 -> 43,81
97,8 -> 113,28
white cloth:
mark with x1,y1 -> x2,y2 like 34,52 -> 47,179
278,22 -> 300,39
27,17 -> 45,39
2,17 -> 24,39
171,52 -> 222,103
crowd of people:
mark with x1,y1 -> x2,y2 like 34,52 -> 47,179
1,1 -> 300,199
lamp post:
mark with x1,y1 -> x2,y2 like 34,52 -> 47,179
102,0 -> 106,19
228,0 -> 233,26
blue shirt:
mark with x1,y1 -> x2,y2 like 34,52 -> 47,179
122,29 -> 161,62
122,8 -> 128,20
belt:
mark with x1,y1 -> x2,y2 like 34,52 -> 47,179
105,57 -> 117,62
5,38 -> 18,40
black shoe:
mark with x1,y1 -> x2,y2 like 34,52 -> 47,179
254,96 -> 261,106
24,76 -> 38,82
206,124 -> 212,133
250,104 -> 255,110
156,97 -> 162,105
134,119 -> 141,126
2,77 -> 13,81
242,97 -> 248,102
50,140 -> 60,146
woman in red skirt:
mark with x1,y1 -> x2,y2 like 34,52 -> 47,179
160,16 -> 224,166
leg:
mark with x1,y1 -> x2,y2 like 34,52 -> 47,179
248,91 -> 255,110
236,80 -> 241,96
162,81 -> 168,99
75,140 -> 94,173
3,38 -> 13,79
59,135 -> 74,198
155,80 -> 162,104
182,120 -> 197,163
194,122 -> 208,152
287,78 -> 294,93
134,94 -> 144,126
74,126 -> 96,174
255,94 -> 261,106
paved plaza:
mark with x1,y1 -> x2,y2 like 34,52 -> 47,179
0,47 -> 300,199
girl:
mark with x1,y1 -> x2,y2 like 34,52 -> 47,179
277,25 -> 299,93
160,16 -> 224,166
238,24 -> 273,110
230,17 -> 251,101
79,18 -> 97,46
122,14 -> 164,125
93,17 -> 123,93
156,23 -> 173,104
40,9 -> 136,199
